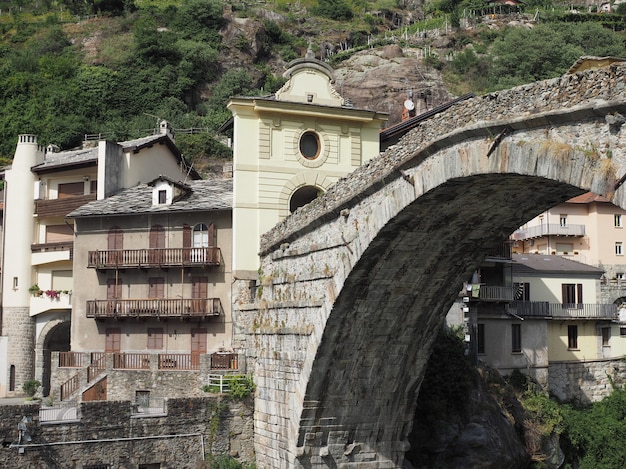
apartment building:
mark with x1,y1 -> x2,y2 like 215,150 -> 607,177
512,192 -> 626,281
0,122 -> 198,397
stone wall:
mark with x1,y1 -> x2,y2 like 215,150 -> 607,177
50,352 -> 243,402
1,307 -> 35,397
549,358 -> 626,403
0,396 -> 254,468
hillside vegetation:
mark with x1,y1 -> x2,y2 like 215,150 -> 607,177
0,0 -> 624,168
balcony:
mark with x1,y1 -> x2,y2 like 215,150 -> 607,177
468,285 -> 514,302
88,247 -> 221,269
35,194 -> 97,218
86,298 -> 223,318
512,223 -> 585,240
510,301 -> 617,319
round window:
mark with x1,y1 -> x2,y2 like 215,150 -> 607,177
299,131 -> 321,160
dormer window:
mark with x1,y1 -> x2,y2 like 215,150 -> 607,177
152,180 -> 173,206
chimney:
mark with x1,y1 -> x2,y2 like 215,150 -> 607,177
159,120 -> 175,142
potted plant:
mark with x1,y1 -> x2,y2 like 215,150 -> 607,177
45,290 -> 60,300
28,284 -> 42,297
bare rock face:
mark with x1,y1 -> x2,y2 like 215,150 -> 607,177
333,44 -> 454,126
405,337 -> 532,469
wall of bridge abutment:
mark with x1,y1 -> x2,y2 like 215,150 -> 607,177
234,64 -> 626,468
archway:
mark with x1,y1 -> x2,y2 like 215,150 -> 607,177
39,320 -> 70,397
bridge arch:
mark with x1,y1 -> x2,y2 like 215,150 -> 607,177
237,65 -> 626,468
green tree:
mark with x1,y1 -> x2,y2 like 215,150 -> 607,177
173,0 -> 224,44
312,0 -> 354,20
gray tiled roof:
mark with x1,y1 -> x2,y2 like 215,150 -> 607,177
68,177 -> 232,218
32,147 -> 98,171
32,134 -> 178,172
512,254 -> 604,275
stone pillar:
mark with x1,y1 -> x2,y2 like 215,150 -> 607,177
2,307 -> 35,396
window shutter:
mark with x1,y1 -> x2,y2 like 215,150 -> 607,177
208,223 -> 216,247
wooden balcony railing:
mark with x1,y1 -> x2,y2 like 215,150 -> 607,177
87,352 -> 106,382
86,298 -> 223,318
158,353 -> 200,370
35,194 -> 97,218
210,353 -> 238,370
113,353 -> 150,370
60,374 -> 79,401
510,301 -> 618,319
87,247 -> 221,269
59,352 -> 87,368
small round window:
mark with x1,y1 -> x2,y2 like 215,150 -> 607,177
299,131 -> 321,160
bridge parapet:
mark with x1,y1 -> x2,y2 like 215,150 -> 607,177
261,63 -> 626,256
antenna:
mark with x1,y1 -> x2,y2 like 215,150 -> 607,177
183,159 -> 194,184
144,112 -> 163,132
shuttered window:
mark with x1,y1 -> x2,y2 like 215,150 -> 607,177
147,328 -> 164,350
45,224 -> 74,243
58,182 -> 84,198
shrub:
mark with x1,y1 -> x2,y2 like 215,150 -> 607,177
22,379 -> 41,398
312,0 -> 353,20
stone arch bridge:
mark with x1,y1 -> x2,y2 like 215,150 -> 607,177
232,64 -> 626,468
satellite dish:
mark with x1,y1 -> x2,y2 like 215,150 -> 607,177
404,99 -> 415,111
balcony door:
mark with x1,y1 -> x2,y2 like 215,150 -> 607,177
149,225 -> 165,264
562,283 -> 583,309
105,327 -> 121,353
191,328 -> 207,367
191,223 -> 216,262
107,278 -> 123,315
107,226 -> 123,265
192,277 -> 208,313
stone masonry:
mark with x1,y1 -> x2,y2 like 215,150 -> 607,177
1,307 -> 36,397
232,64 -> 626,468
549,359 -> 626,403
0,396 -> 254,468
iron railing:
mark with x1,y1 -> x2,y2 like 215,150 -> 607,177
510,301 -> 617,319
471,285 -> 514,302
512,223 -> 585,240
40,401 -> 79,422
86,298 -> 223,318
87,247 -> 220,269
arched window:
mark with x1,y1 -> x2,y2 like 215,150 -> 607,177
193,223 -> 209,248
290,186 -> 322,213
193,223 -> 215,247
9,365 -> 15,392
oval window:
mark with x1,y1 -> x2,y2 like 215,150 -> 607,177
299,131 -> 321,160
